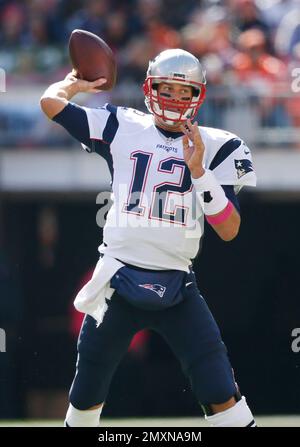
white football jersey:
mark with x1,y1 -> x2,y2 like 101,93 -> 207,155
82,104 -> 257,271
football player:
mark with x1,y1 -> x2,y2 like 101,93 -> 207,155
40,49 -> 257,427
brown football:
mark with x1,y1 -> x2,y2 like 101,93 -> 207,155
69,29 -> 117,90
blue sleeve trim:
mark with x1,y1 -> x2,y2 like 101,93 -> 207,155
102,104 -> 119,144
52,102 -> 91,148
221,185 -> 240,214
52,102 -> 114,180
95,143 -> 114,181
209,138 -> 242,171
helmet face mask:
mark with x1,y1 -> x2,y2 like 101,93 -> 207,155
143,49 -> 206,125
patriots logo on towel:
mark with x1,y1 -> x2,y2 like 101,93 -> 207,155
234,159 -> 253,179
139,283 -> 166,298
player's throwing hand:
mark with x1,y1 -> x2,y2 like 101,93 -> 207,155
64,71 -> 107,94
40,72 -> 108,119
181,119 -> 205,179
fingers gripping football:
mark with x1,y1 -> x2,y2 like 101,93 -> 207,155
64,71 -> 107,94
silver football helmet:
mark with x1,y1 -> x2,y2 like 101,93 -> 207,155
143,49 -> 206,125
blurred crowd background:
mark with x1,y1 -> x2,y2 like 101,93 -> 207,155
0,0 -> 299,148
0,0 -> 300,423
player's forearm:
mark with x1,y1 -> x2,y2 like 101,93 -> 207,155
40,79 -> 80,119
41,75 -> 106,119
191,170 -> 241,241
209,206 -> 241,241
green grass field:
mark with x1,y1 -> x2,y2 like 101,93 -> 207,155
0,416 -> 299,427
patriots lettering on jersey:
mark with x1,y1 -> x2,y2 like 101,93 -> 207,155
156,143 -> 178,153
234,159 -> 253,179
139,283 -> 166,298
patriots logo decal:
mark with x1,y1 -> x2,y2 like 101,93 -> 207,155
234,159 -> 253,179
139,283 -> 166,298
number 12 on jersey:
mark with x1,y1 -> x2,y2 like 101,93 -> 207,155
122,151 -> 192,225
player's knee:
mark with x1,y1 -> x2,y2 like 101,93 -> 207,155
69,355 -> 112,410
69,375 -> 109,411
188,349 -> 237,405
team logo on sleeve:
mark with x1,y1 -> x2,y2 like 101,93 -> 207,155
139,283 -> 166,298
234,159 -> 253,179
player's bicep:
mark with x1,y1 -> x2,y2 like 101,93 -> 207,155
52,102 -> 93,149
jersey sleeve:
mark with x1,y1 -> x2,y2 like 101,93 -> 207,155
221,185 -> 240,213
208,136 -> 257,193
52,102 -> 91,148
81,103 -> 119,151
52,102 -> 119,154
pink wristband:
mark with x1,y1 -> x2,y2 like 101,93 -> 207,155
205,201 -> 234,226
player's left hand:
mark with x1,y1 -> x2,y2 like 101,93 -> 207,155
180,119 -> 205,179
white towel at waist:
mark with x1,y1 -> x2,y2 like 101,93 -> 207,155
74,254 -> 124,326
